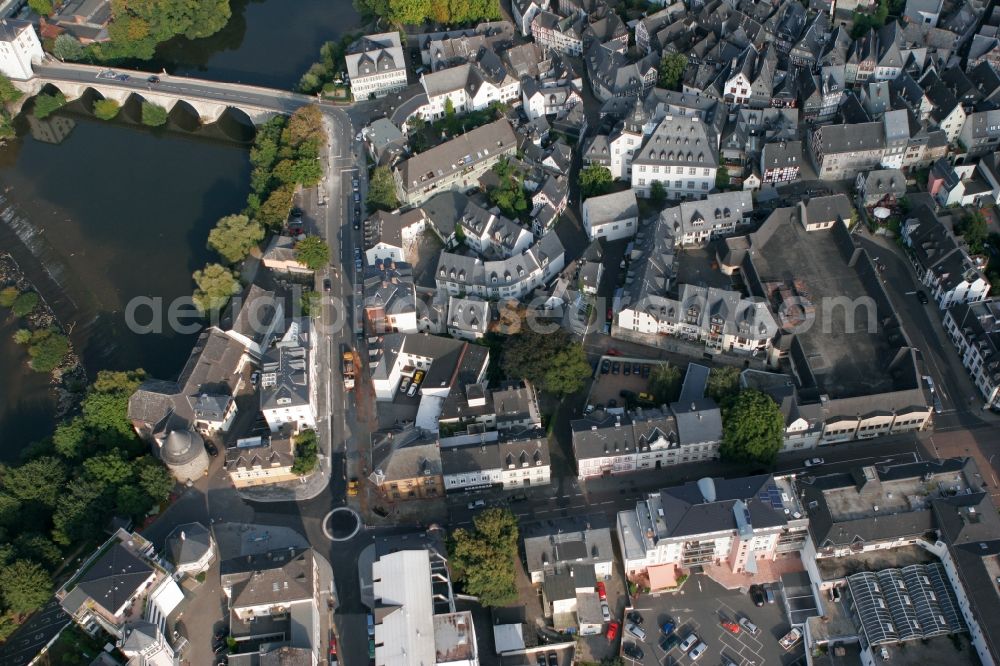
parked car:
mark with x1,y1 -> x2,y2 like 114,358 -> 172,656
366,613 -> 375,636
611,362 -> 620,374
623,643 -> 644,660
764,583 -> 776,604
204,441 -> 219,457
625,623 -> 646,641
407,382 -> 418,397
412,369 -> 425,385
601,601 -> 611,622
804,457 -> 825,467
347,478 -> 359,496
596,581 -> 606,601
689,642 -> 708,661
605,621 -> 620,641
329,637 -> 337,656
638,392 -> 655,403
661,620 -> 675,635
508,492 -> 529,502
323,278 -> 332,292
679,633 -> 700,652
738,617 -> 760,635
660,633 -> 681,652
399,377 -> 411,393
749,584 -> 765,606
147,75 -> 160,83
547,653 -> 558,666
623,363 -> 631,376
721,621 -> 740,635
368,638 -> 375,659
600,359 -> 610,374
627,611 -> 643,625
354,192 -> 361,202
467,499 -> 485,510
535,654 -> 546,666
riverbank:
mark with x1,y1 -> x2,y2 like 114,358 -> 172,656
0,253 -> 87,422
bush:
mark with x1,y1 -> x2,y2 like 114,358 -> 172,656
192,263 -> 240,313
0,286 -> 18,307
33,92 -> 67,119
141,102 -> 168,127
93,99 -> 121,120
25,329 -> 70,373
291,429 -> 319,475
11,291 -> 38,317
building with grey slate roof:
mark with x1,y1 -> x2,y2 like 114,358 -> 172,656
630,113 -> 719,200
856,168 -> 906,207
617,474 -> 807,579
221,547 -> 317,621
943,297 -> 1000,409
165,522 -> 216,575
260,318 -> 316,434
440,430 -> 550,491
364,258 -> 418,334
660,190 -> 754,247
584,41 -> 658,102
446,296 -> 490,340
809,121 -> 886,180
522,514 -> 614,583
393,119 -> 517,205
368,425 -> 444,499
346,32 -> 408,100
761,140 -> 803,183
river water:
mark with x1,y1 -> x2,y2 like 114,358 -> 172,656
0,0 -> 362,459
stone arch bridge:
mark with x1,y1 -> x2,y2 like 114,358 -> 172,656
14,61 -> 319,125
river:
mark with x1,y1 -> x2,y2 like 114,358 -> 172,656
0,0 -> 363,460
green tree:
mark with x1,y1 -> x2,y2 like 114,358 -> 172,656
284,105 -> 325,150
367,165 -> 399,212
957,211 -> 989,255
53,34 -> 86,61
649,364 -> 682,404
444,97 -> 455,117
720,389 -> 783,464
52,478 -> 107,545
83,450 -> 133,490
11,291 -> 38,317
13,534 -> 62,568
141,102 -> 168,126
26,330 -> 69,372
92,98 -> 121,120
580,165 -> 613,199
12,329 -> 31,345
448,508 -> 518,606
389,0 -> 432,24
658,52 -> 688,90
90,0 -> 230,61
192,263 -> 241,314
2,456 -> 66,507
649,180 -> 667,205
716,166 -> 730,189
291,430 -> 319,475
53,417 -> 88,459
0,75 -> 23,104
0,287 -> 17,307
543,342 -> 592,396
115,484 -> 152,518
207,214 -> 264,264
706,365 -> 741,403
257,185 -> 295,230
32,92 -> 67,119
27,0 -> 52,16
0,493 -> 20,528
136,457 -> 175,503
80,370 -> 145,444
295,236 -> 330,271
0,559 -> 52,616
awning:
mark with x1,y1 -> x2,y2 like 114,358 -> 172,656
648,564 -> 678,591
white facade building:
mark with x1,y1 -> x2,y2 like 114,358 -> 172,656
630,115 -> 718,200
582,189 -> 639,241
346,32 -> 408,99
943,299 -> 1000,408
0,20 -> 42,80
260,319 -> 317,433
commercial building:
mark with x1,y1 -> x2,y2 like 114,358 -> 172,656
224,434 -> 297,487
393,119 -> 517,205
346,32 -> 408,99
260,319 -> 317,434
371,548 -> 479,666
616,475 -> 808,582
630,114 -> 719,200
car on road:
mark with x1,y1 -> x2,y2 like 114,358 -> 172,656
596,581 -> 606,600
118,74 -> 130,81
147,75 -> 160,83
368,638 -> 375,659
467,499 -> 485,510
625,623 -> 645,641
354,192 -> 361,202
606,348 -> 621,356
508,491 -> 528,502
204,441 -> 219,457
600,359 -> 610,374
329,637 -> 337,656
749,584 -> 765,606
689,642 -> 708,661
323,278 -> 332,292
916,290 -> 929,304
355,258 -> 363,270
623,643 -> 644,660
738,617 -> 759,635
605,621 -> 619,642
804,457 -> 825,467
679,633 -> 700,652
352,179 -> 359,191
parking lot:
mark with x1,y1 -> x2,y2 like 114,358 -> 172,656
620,576 -> 805,666
588,356 -> 666,409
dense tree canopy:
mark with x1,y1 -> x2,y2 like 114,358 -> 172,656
0,559 -> 52,616
488,159 -> 528,218
580,165 -> 613,199
649,363 -> 682,404
192,263 -> 241,313
658,53 -> 688,90
0,75 -> 23,105
367,165 -> 399,213
355,0 -> 499,26
503,328 -> 591,396
90,0 -> 232,61
295,236 -> 330,271
291,430 -> 319,475
53,33 -> 86,61
706,365 -> 741,404
33,92 -> 67,119
449,508 -> 518,606
208,214 -> 264,264
720,389 -> 783,464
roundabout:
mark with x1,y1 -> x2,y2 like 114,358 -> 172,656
322,506 -> 362,541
